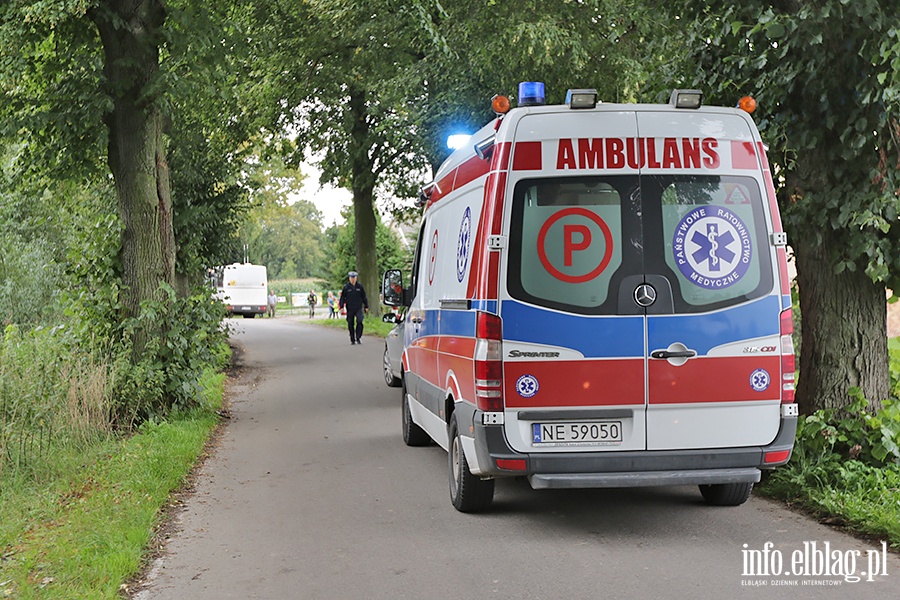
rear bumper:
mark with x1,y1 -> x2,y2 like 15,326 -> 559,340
530,467 -> 760,489
470,410 -> 797,489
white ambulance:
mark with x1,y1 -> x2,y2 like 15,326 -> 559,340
382,83 -> 797,513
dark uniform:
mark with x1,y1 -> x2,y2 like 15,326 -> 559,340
339,273 -> 368,344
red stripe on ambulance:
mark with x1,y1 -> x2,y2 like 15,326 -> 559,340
504,359 -> 644,408
649,356 -> 781,404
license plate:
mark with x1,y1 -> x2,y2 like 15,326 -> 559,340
532,421 -> 623,446
241,306 -> 251,311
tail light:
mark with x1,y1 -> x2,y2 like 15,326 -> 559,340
474,312 -> 503,412
780,309 -> 795,403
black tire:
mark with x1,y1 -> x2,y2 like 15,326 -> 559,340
699,482 -> 754,506
383,346 -> 401,387
402,376 -> 430,447
448,417 -> 494,512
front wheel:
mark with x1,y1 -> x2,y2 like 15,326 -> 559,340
448,417 -> 494,513
401,377 -> 430,447
699,482 -> 753,506
383,346 -> 401,387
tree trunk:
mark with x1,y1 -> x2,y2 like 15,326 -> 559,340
348,87 -> 381,315
91,0 -> 175,357
793,231 -> 888,415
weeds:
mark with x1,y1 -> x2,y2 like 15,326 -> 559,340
760,390 -> 900,548
0,324 -> 114,478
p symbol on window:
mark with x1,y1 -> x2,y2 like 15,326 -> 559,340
564,224 -> 591,266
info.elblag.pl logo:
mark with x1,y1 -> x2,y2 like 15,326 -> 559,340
741,541 -> 890,585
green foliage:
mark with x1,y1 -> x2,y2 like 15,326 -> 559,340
0,323 -> 113,477
761,385 -> 900,547
795,392 -> 899,469
235,155 -> 327,279
324,208 -> 411,291
672,0 -> 900,289
0,383 -> 224,599
116,284 -> 230,422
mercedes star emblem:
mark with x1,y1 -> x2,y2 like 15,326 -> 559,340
634,283 -> 657,307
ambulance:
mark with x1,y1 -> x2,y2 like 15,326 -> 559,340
381,83 -> 797,513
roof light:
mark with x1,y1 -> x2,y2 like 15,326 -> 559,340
518,81 -> 545,107
566,88 -> 598,109
669,89 -> 703,109
447,134 -> 471,150
738,95 -> 757,114
491,94 -> 511,115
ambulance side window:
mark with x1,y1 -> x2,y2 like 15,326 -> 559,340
408,220 -> 428,302
651,175 -> 773,310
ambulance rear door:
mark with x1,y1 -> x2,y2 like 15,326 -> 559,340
636,109 -> 782,450
500,108 -> 648,454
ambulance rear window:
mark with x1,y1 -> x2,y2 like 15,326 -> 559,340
648,175 -> 773,310
508,176 -> 633,313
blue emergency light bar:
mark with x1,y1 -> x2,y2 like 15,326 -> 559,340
518,81 -> 545,107
447,134 -> 471,150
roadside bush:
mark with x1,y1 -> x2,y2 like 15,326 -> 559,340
0,323 -> 114,477
761,389 -> 900,547
0,233 -> 63,327
115,284 -> 230,424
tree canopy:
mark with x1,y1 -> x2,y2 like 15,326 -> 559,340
4,0 -> 900,418
665,0 -> 900,412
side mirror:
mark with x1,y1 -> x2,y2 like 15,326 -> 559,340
382,269 -> 404,307
382,313 -> 398,323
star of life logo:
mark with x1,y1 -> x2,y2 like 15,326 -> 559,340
516,374 -> 539,398
750,368 -> 770,392
673,206 -> 752,290
456,207 -> 472,283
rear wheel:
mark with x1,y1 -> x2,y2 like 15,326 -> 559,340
448,417 -> 494,513
699,482 -> 753,506
401,376 -> 430,446
383,346 -> 401,387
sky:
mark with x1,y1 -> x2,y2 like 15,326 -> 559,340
290,164 -> 352,228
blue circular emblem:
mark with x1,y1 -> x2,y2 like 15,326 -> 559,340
750,368 -> 770,392
672,206 -> 752,290
516,374 -> 539,398
457,207 -> 472,283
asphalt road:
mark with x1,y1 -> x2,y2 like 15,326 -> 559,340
135,316 -> 899,600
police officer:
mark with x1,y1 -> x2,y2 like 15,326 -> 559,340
339,270 -> 369,345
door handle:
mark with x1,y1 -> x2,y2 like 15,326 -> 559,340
651,349 -> 697,359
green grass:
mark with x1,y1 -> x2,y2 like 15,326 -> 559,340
759,462 -> 900,549
0,370 -> 226,599
307,315 -> 396,338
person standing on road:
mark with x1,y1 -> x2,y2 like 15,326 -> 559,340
306,289 -> 318,319
339,271 -> 368,345
326,291 -> 337,318
267,290 -> 277,318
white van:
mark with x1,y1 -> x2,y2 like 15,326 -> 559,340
215,262 -> 268,318
383,84 -> 797,513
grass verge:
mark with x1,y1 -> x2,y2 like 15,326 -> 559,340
0,369 -> 226,599
306,315 -> 396,338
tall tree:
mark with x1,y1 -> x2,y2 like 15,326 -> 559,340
667,1 -> 900,413
0,1 -> 261,414
89,0 -> 175,357
247,0 -> 646,308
